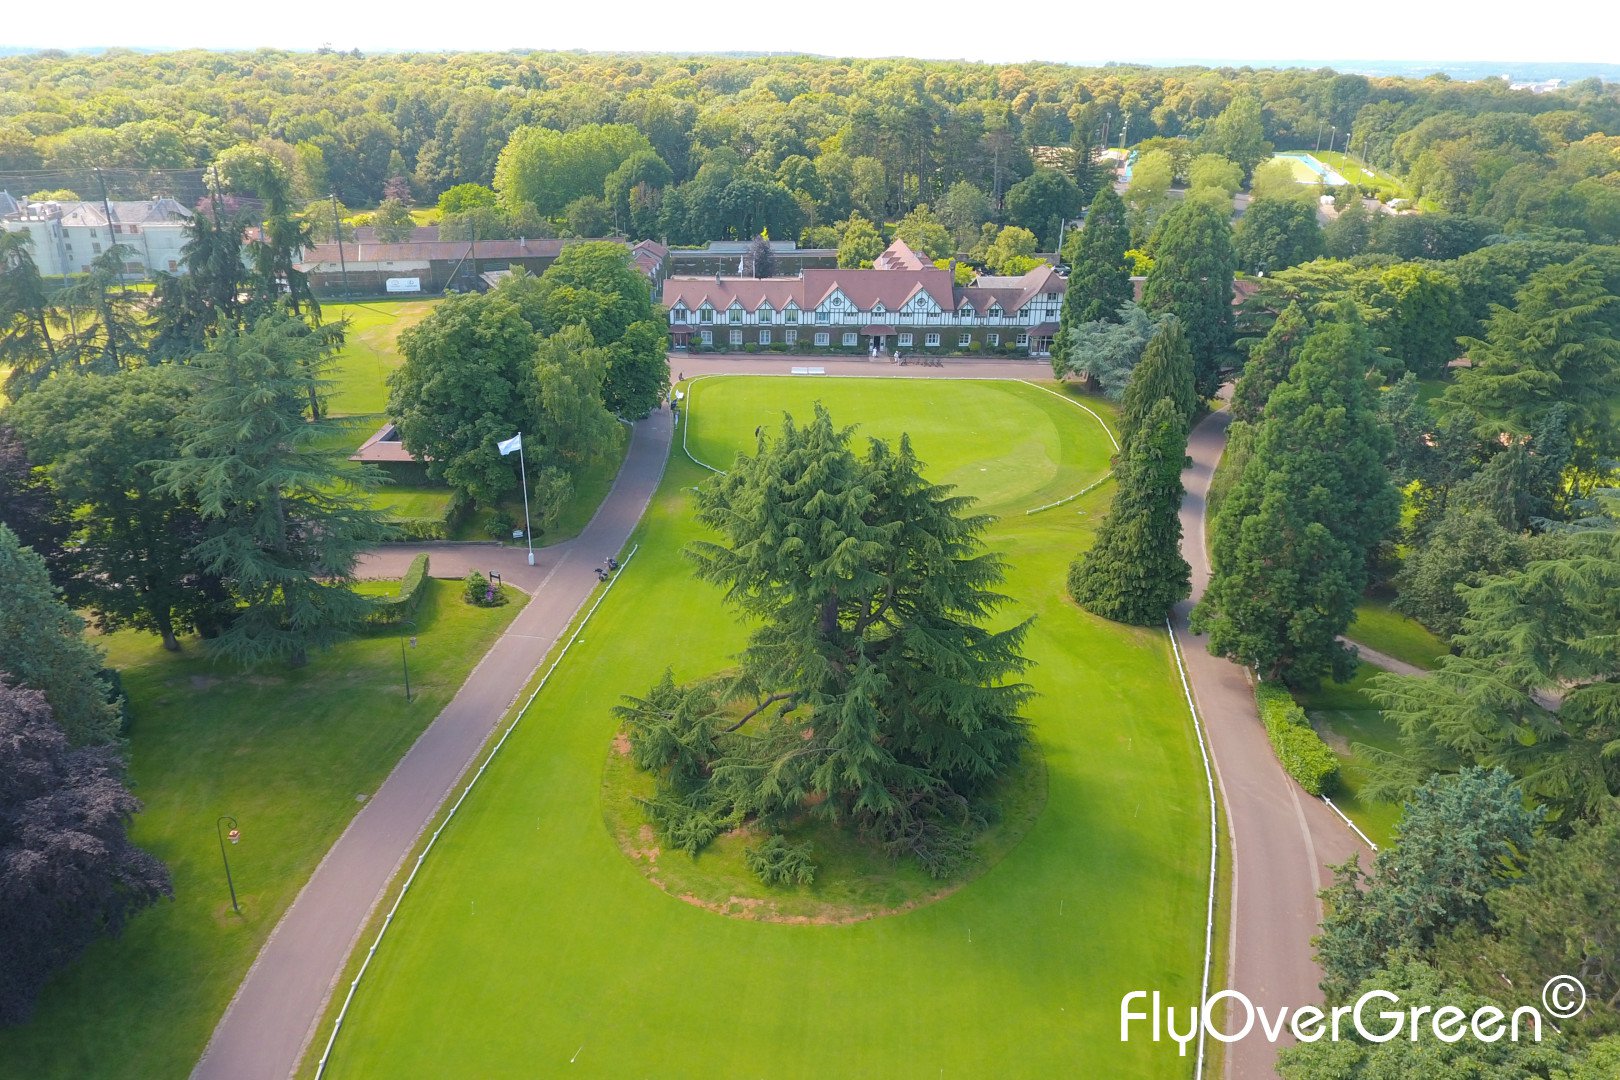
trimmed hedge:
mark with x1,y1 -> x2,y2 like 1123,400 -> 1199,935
368,554 -> 429,625
1255,682 -> 1340,796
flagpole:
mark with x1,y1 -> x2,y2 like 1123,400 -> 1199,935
517,434 -> 534,566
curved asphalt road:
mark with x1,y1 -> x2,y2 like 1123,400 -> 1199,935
197,354 -> 1367,1079
1172,407 -> 1369,1079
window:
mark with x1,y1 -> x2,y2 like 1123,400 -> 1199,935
729,306 -> 743,324
699,307 -> 714,324
1016,333 -> 1029,347
671,307 -> 688,323
987,333 -> 1000,347
816,311 -> 830,324
167,260 -> 178,272
814,332 -> 830,346
784,329 -> 797,345
92,242 -> 102,254
842,332 -> 858,346
784,307 -> 799,323
925,333 -> 940,347
988,304 -> 1003,318
758,306 -> 773,323
759,329 -> 772,345
873,302 -> 886,315
729,329 -> 743,345
700,330 -> 713,345
959,332 -> 972,347
898,333 -> 914,347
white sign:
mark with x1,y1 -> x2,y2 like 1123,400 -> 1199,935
385,277 -> 421,293
512,529 -> 525,539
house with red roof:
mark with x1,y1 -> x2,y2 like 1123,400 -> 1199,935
661,239 -> 1066,356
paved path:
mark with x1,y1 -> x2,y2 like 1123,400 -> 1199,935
191,411 -> 674,1080
1342,639 -> 1428,678
1171,408 -> 1370,1079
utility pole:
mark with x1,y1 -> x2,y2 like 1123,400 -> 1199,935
330,193 -> 350,299
208,165 -> 224,227
94,168 -> 128,296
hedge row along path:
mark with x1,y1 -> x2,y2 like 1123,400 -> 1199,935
195,352 -> 1366,1080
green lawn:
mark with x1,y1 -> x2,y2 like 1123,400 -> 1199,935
1349,598 -> 1449,670
317,378 -> 1211,1079
1298,667 -> 1405,848
322,299 -> 437,418
1314,151 -> 1410,201
1273,152 -> 1325,184
0,579 -> 524,1079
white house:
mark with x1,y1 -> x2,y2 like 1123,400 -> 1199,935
1,193 -> 195,279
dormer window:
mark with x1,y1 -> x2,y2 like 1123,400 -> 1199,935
873,303 -> 886,315
989,304 -> 1003,317
758,303 -> 774,323
784,304 -> 800,324
729,304 -> 744,324
699,305 -> 714,324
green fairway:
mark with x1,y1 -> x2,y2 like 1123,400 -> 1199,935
1349,598 -> 1448,670
1299,667 -> 1404,847
322,299 -> 437,418
0,579 -> 524,1080
319,378 -> 1211,1079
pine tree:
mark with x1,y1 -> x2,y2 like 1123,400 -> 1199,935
620,406 -> 1033,875
1054,185 -> 1133,366
1118,316 -> 1198,454
156,314 -> 390,667
1192,317 -> 1398,686
1068,397 -> 1191,625
1142,199 -> 1236,398
0,230 -> 60,399
1445,262 -> 1620,474
0,524 -> 119,744
1230,302 -> 1308,423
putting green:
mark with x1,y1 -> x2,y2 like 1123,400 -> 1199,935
320,378 -> 1209,1079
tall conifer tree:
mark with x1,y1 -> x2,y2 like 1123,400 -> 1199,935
1054,185 -> 1133,367
1118,317 -> 1198,454
1192,316 -> 1397,686
1068,397 -> 1191,625
1142,199 -> 1236,398
157,314 -> 390,667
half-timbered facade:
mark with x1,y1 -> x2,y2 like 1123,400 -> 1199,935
662,240 -> 1065,356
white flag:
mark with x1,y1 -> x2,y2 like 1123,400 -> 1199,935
497,433 -> 522,456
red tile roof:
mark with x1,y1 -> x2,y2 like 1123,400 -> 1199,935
659,240 -> 1065,320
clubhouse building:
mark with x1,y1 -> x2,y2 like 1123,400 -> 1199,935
661,239 -> 1066,357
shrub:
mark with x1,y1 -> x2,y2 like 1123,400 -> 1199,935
743,342 -> 761,353
744,834 -> 817,886
369,553 -> 430,625
462,569 -> 506,607
393,516 -> 450,541
1255,682 -> 1340,795
482,512 -> 515,540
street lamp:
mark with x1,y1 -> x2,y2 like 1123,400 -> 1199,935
216,815 -> 242,915
401,628 -> 417,703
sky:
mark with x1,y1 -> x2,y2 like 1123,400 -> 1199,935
6,0 -> 1618,67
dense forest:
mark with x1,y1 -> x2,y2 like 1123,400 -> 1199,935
2,49 -> 1618,246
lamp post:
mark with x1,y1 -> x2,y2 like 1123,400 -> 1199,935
216,815 -> 241,915
401,628 -> 417,703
